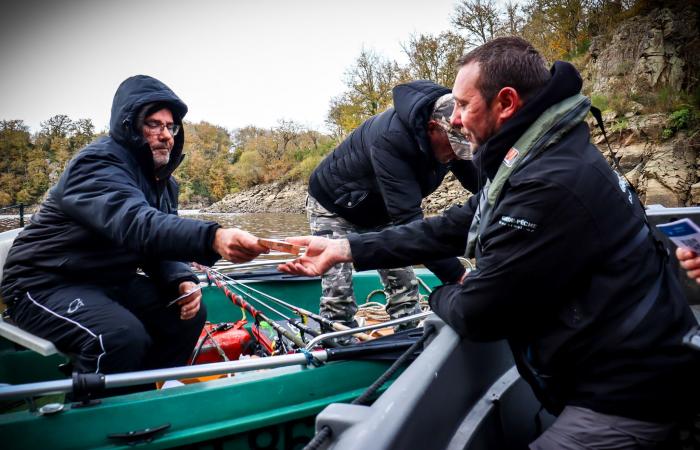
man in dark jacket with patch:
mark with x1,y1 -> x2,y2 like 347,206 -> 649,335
0,75 -> 268,375
307,80 -> 478,328
282,38 -> 699,447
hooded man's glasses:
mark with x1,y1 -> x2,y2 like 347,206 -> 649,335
144,120 -> 180,136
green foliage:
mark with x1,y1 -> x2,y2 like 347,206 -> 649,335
285,139 -> 337,182
177,121 -> 236,203
0,117 -> 95,207
229,122 -> 335,189
669,108 -> 693,130
590,94 -> 609,112
608,118 -> 629,135
230,150 -> 265,189
662,107 -> 697,139
590,92 -> 632,116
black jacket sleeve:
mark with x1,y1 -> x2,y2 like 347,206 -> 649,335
449,160 -> 483,194
142,260 -> 199,295
368,133 -> 469,282
349,195 -> 478,271
428,179 -> 598,342
59,150 -> 221,266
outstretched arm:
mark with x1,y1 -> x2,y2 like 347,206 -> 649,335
277,236 -> 352,276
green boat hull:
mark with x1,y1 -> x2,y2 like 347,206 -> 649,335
1,269 -> 439,450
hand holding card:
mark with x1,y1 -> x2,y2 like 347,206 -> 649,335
257,238 -> 303,255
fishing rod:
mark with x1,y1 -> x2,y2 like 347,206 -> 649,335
207,269 -> 320,340
209,267 -> 372,342
204,268 -> 307,351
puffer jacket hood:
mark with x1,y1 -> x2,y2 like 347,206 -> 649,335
109,75 -> 188,180
392,80 -> 451,158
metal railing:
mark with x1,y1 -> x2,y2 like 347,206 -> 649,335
0,204 -> 25,232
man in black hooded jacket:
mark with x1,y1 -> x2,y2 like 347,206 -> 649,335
282,38 -> 699,447
0,75 -> 268,375
307,80 -> 478,328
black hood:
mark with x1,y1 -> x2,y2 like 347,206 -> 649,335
109,75 -> 188,179
473,61 -> 583,179
392,80 -> 451,157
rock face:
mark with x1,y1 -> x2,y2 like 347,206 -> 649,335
205,177 -> 472,216
422,173 -> 473,215
584,6 -> 699,207
590,117 -> 698,207
205,181 -> 307,214
587,7 -> 699,97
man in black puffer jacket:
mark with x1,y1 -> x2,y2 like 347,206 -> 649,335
282,38 -> 699,447
307,81 -> 479,328
1,75 -> 268,375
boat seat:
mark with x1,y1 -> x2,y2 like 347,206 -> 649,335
0,228 -> 61,357
0,316 -> 61,356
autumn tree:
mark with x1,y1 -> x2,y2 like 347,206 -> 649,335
0,120 -> 33,206
451,0 -> 501,47
327,48 -> 405,138
500,1 -> 526,36
178,121 -> 236,204
402,31 -> 467,88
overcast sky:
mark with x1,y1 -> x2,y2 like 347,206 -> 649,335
0,0 -> 460,134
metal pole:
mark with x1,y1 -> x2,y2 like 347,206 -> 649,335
0,350 -> 329,401
305,312 -> 433,350
19,203 -> 24,228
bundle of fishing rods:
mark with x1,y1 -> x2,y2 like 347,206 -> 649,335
201,267 -> 374,355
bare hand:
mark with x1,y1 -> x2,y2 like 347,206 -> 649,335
676,247 -> 700,284
213,228 -> 269,263
177,281 -> 201,320
277,236 -> 352,276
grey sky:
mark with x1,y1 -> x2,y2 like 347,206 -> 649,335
0,0 -> 459,134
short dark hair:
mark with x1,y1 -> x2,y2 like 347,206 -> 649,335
458,37 -> 550,104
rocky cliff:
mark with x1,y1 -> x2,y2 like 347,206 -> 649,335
208,6 -> 699,214
584,5 -> 699,206
204,181 -> 308,214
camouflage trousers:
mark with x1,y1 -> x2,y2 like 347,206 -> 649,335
306,195 -> 421,323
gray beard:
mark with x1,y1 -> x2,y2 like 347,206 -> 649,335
152,150 -> 171,169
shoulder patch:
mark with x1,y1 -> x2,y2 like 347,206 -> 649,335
503,147 -> 519,167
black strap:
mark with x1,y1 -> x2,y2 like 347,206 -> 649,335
590,106 -> 625,176
580,259 -> 666,365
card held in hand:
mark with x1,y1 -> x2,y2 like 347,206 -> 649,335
258,238 -> 303,255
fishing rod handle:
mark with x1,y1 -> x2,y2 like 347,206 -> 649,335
330,321 -> 373,342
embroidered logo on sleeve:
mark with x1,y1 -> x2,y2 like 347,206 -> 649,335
614,171 -> 633,205
499,215 -> 538,232
503,147 -> 520,167
67,298 -> 84,314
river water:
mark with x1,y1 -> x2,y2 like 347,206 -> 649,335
1,211 -> 311,262
176,211 -> 311,263
182,211 -> 310,238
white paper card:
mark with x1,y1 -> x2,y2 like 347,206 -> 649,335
655,218 -> 700,253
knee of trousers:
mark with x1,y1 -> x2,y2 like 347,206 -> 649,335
165,304 -> 208,352
182,304 -> 207,339
97,320 -> 153,373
